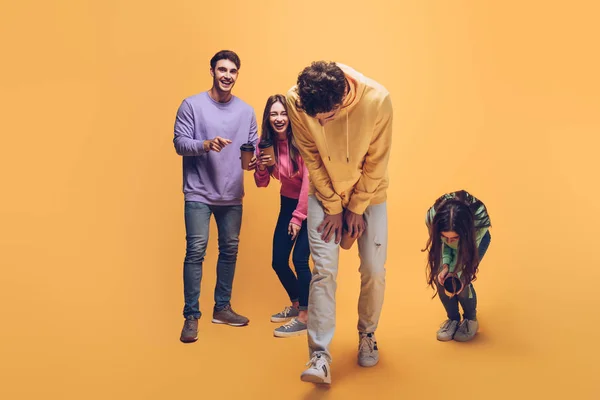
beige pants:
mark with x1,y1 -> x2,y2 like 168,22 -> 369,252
306,195 -> 388,362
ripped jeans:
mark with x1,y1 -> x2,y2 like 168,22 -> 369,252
306,195 -> 388,362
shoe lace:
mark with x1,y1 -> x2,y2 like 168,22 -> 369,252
281,306 -> 292,317
359,334 -> 375,353
440,320 -> 455,332
459,320 -> 471,333
184,319 -> 196,329
306,354 -> 325,367
282,318 -> 299,329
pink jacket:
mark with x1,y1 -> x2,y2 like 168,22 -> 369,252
254,138 -> 309,227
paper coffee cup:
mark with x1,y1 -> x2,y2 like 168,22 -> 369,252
340,229 -> 357,250
443,275 -> 464,297
240,143 -> 255,170
258,139 -> 276,167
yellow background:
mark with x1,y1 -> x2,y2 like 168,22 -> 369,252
1,1 -> 599,399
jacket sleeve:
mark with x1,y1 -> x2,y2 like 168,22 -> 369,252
291,160 -> 310,225
347,94 -> 393,215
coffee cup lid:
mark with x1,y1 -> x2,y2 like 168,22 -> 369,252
259,139 -> 272,148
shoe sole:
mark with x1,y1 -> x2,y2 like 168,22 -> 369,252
273,328 -> 307,338
180,336 -> 198,343
358,359 -> 379,367
270,316 -> 294,323
437,335 -> 455,341
453,334 -> 476,342
211,318 -> 248,327
301,374 -> 331,385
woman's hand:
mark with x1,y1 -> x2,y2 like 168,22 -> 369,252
288,222 -> 301,241
257,152 -> 272,170
437,264 -> 449,285
248,155 -> 258,170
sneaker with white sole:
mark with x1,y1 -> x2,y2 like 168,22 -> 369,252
453,319 -> 478,342
437,319 -> 460,341
357,332 -> 379,367
270,305 -> 299,322
211,305 -> 249,326
300,353 -> 331,384
274,317 -> 307,338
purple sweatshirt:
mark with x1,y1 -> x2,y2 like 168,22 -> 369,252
173,91 -> 258,205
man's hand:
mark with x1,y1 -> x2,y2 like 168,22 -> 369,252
203,136 -> 232,152
317,212 -> 343,244
344,209 -> 366,239
437,264 -> 449,285
288,221 -> 301,241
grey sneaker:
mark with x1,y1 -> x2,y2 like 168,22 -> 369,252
270,305 -> 299,322
300,353 -> 331,384
453,319 -> 478,342
180,316 -> 198,343
212,305 -> 249,326
357,332 -> 379,367
437,319 -> 460,341
274,317 -> 307,338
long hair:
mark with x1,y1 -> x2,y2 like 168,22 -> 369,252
422,191 -> 491,296
261,94 -> 300,175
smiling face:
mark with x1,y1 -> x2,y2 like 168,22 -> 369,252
269,101 -> 289,138
211,59 -> 238,94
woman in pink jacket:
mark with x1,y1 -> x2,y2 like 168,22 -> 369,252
253,94 -> 311,338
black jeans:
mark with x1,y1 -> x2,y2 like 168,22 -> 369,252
437,231 -> 491,321
272,196 -> 311,310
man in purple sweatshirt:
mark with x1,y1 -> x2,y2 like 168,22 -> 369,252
173,50 -> 258,343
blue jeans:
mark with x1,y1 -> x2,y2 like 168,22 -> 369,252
182,201 -> 242,318
436,231 -> 491,321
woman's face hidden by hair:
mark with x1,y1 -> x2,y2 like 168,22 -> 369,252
441,231 -> 460,245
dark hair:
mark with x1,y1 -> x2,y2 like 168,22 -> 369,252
295,61 -> 346,117
422,191 -> 491,297
261,94 -> 300,175
210,50 -> 241,70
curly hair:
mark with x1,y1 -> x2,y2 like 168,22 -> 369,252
295,61 -> 346,117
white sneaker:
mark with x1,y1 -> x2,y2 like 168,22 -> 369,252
358,332 -> 379,367
437,319 -> 460,341
300,354 -> 331,384
453,319 -> 479,342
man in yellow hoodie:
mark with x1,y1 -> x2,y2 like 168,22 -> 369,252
286,61 -> 393,384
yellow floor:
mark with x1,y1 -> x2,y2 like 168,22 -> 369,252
2,1 -> 599,399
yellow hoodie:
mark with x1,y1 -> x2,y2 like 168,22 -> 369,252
285,63 -> 393,216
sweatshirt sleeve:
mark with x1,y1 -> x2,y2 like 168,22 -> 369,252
173,100 -> 207,156
248,112 -> 259,147
291,161 -> 310,226
444,244 -> 456,271
286,93 -> 343,215
347,94 -> 394,215
254,165 -> 271,187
